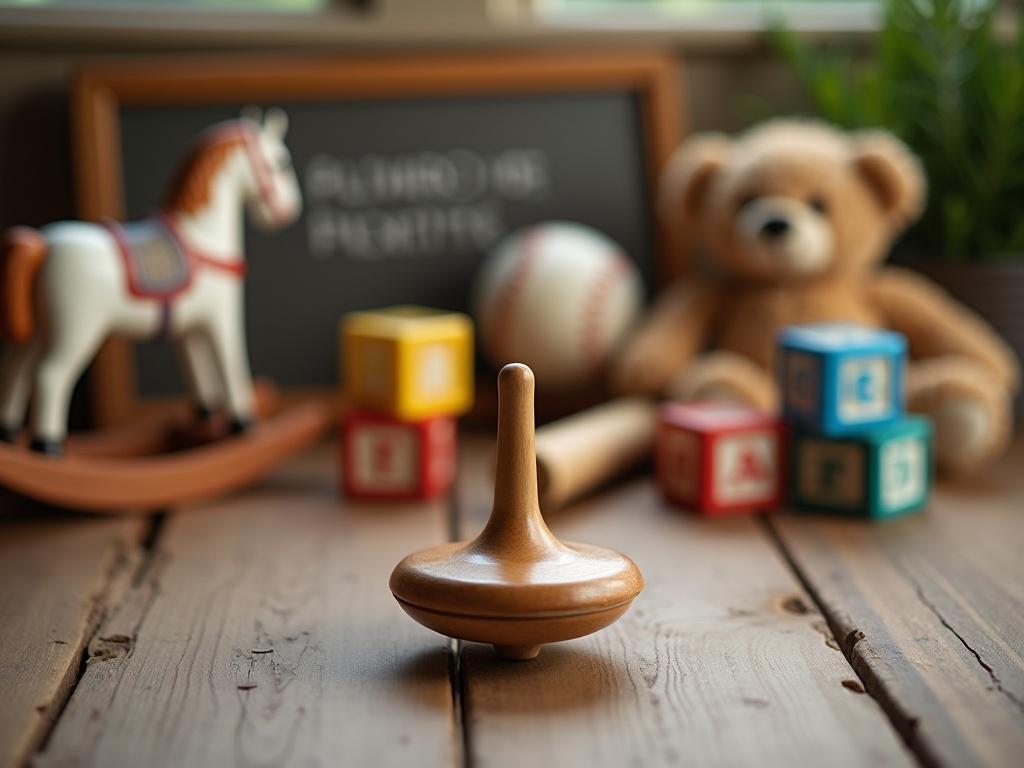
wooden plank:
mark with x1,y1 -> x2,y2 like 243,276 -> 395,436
769,437 -> 1024,768
35,444 -> 458,768
0,503 -> 146,768
454,436 -> 914,767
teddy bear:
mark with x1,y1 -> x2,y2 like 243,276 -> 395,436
612,119 -> 1020,476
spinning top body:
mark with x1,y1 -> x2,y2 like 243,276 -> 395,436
390,363 -> 643,660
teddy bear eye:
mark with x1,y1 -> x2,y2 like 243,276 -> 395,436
810,196 -> 828,215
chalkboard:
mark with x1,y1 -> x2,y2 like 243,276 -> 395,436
74,53 -> 682,421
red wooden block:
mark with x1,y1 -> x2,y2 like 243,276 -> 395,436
656,402 -> 784,515
341,410 -> 456,500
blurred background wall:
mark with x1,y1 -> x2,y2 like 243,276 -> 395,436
0,0 -> 864,230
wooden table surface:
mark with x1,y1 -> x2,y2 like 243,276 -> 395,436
1,432 -> 1022,768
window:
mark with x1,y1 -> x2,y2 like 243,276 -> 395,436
535,0 -> 880,28
544,0 -> 875,12
1,0 -> 332,9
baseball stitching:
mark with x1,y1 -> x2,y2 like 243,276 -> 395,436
488,226 -> 543,364
581,252 -> 631,372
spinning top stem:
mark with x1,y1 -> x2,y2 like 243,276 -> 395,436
476,364 -> 560,559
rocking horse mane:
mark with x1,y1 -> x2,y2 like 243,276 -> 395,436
163,123 -> 253,215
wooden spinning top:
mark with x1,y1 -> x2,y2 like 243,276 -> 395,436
389,363 -> 643,660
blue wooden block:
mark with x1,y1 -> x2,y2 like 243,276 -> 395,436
779,323 -> 906,435
790,416 -> 932,519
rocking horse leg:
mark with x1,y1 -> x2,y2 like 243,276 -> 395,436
0,336 -> 40,442
207,316 -> 255,434
177,330 -> 226,421
31,322 -> 107,454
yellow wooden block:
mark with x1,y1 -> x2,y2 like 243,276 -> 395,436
342,306 -> 474,419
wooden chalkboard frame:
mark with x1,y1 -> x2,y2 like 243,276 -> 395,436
73,51 -> 683,426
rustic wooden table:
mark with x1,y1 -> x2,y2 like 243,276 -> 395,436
1,433 -> 1022,768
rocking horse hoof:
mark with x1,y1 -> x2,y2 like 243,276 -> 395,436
229,417 -> 251,435
29,438 -> 63,457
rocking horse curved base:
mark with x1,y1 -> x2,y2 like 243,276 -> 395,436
0,111 -> 318,514
0,398 -> 331,514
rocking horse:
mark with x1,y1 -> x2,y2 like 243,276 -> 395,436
0,109 -> 332,513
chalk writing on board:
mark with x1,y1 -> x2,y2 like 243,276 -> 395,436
304,149 -> 551,260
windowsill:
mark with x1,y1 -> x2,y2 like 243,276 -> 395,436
535,2 -> 879,32
0,3 -> 878,53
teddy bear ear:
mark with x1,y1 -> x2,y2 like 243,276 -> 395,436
850,131 -> 926,230
659,133 -> 732,226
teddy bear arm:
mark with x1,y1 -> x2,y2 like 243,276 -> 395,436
610,281 -> 720,396
868,266 -> 1021,392
667,351 -> 779,412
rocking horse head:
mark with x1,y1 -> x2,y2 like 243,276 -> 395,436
164,106 -> 302,232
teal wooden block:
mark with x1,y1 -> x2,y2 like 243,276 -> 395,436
779,323 -> 907,436
790,416 -> 933,519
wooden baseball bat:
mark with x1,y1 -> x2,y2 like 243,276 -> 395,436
535,397 -> 657,511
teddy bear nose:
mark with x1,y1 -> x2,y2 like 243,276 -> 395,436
760,218 -> 791,238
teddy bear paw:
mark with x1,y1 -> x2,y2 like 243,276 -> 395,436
666,352 -> 778,412
669,378 -> 750,406
610,351 -> 676,396
929,396 -> 1002,476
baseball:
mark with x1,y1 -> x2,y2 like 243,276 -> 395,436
472,221 -> 644,390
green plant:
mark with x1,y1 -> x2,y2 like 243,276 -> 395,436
773,0 -> 1024,261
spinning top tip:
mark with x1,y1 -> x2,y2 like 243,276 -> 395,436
499,362 -> 534,386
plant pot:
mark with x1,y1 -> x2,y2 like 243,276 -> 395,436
913,260 -> 1024,420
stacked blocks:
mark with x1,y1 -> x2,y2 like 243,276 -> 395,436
779,324 -> 905,435
656,402 -> 783,515
341,306 -> 473,500
780,323 -> 932,519
656,324 -> 931,520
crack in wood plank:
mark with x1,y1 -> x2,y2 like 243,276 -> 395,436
904,569 -> 1024,717
761,515 -> 940,768
28,515 -> 165,760
445,448 -> 473,768
447,637 -> 472,768
0,511 -> 153,768
764,467 -> 1024,768
85,549 -> 167,665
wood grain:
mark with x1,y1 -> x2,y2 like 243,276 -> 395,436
769,437 -> 1024,768
454,435 -> 914,767
0,505 -> 146,768
34,444 -> 457,768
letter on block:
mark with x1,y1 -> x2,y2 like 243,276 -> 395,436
341,411 -> 456,500
656,402 -> 783,515
779,323 -> 906,436
790,415 -> 932,519
342,306 -> 474,420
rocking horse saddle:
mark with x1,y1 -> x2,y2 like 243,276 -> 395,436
103,216 -> 194,300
